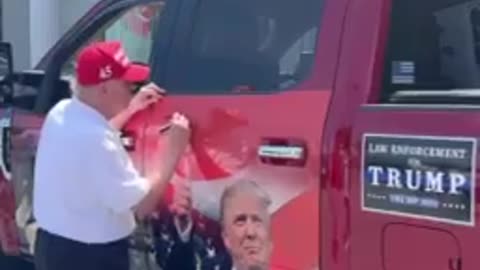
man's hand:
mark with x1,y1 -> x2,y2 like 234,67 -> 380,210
132,113 -> 191,220
165,113 -> 191,155
159,113 -> 192,233
110,83 -> 165,130
128,82 -> 165,114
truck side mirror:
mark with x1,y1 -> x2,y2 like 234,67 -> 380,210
0,42 -> 13,81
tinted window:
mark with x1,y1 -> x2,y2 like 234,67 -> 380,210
381,0 -> 480,102
61,2 -> 165,78
168,0 -> 324,93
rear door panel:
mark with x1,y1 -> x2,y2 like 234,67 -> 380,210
343,0 -> 480,269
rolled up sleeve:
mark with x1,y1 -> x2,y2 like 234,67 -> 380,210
88,131 -> 151,214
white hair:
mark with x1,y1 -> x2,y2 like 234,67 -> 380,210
219,179 -> 272,226
68,76 -> 96,97
68,76 -> 80,97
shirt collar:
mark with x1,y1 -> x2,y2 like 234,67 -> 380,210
71,97 -> 115,131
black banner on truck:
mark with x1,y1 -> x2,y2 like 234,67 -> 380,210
361,134 -> 476,226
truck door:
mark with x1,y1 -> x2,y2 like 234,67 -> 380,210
5,0 -> 180,257
143,0 -> 348,269
342,0 -> 478,269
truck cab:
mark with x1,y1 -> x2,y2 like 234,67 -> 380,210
0,0 -> 479,269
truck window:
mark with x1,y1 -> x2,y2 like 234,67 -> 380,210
61,2 -> 164,79
380,0 -> 480,103
166,0 -> 324,93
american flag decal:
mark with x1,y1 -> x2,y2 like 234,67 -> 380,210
391,61 -> 415,84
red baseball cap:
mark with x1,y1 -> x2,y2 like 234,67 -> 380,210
75,40 -> 150,86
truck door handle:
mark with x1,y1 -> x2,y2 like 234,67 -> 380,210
257,138 -> 307,167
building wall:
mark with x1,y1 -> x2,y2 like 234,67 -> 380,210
2,0 -> 99,71
30,0 -> 60,69
2,0 -> 31,71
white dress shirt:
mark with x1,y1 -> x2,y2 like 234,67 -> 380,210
33,97 -> 151,244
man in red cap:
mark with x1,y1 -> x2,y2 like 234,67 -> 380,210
33,40 -> 190,270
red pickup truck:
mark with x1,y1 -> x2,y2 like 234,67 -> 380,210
0,0 -> 478,269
